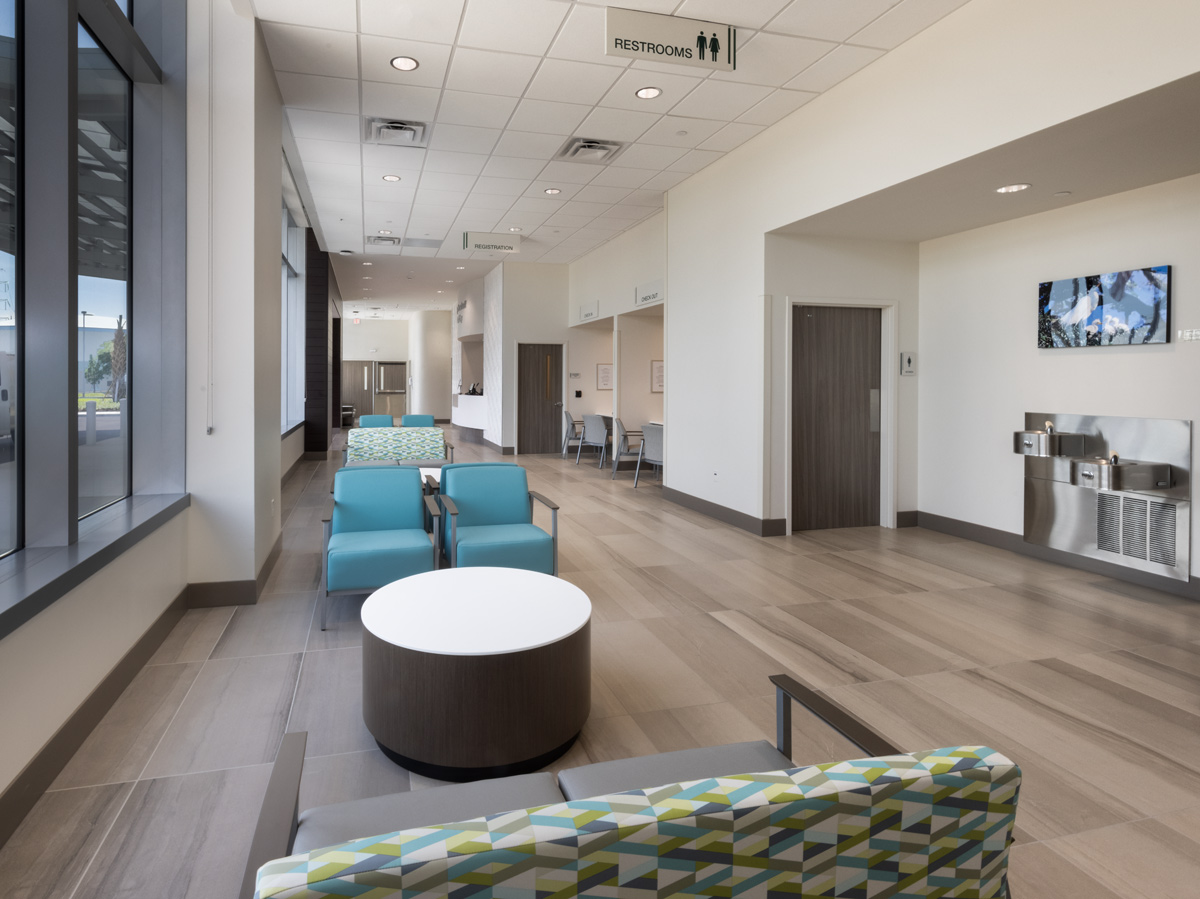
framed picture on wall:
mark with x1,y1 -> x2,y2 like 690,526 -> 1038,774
650,360 -> 664,393
596,363 -> 613,390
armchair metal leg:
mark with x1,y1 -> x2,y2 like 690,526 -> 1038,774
633,442 -> 645,487
598,443 -> 606,469
575,436 -> 584,464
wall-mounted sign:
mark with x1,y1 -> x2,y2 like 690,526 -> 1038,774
605,7 -> 736,72
634,278 -> 664,307
578,301 -> 599,322
463,231 -> 520,253
596,363 -> 614,390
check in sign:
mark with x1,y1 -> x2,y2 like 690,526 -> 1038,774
605,7 -> 736,72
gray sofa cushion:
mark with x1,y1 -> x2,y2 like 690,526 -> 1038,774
294,771 -> 565,854
557,740 -> 792,801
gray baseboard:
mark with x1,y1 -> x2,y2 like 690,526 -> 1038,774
0,588 -> 187,850
301,450 -> 329,462
256,532 -> 284,597
917,511 -> 1200,601
453,427 -> 485,446
187,579 -> 256,607
483,437 -> 515,455
896,511 -> 918,528
662,486 -> 787,537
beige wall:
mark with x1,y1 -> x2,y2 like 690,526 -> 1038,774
409,310 -> 452,420
615,309 -> 663,431
342,319 -> 408,361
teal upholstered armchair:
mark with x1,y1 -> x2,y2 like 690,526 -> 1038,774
437,464 -> 558,575
321,466 -> 440,630
400,413 -> 435,426
358,414 -> 393,427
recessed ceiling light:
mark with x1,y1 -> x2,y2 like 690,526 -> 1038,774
338,250 -> 352,255
1054,190 -> 1072,198
362,262 -> 373,266
455,266 -> 466,270
675,130 -> 689,136
445,280 -> 454,283
382,174 -> 401,182
437,290 -> 443,294
508,227 -> 522,232
390,56 -> 419,71
362,276 -> 373,280
996,183 -> 1031,193
378,229 -> 392,235
544,187 -> 561,195
636,86 -> 662,99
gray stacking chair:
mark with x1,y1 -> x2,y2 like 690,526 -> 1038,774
634,423 -> 663,487
561,410 -> 582,458
609,418 -> 642,479
575,414 -> 609,468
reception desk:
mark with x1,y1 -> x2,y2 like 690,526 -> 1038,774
452,394 -> 487,430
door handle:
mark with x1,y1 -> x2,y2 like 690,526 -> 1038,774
553,401 -> 563,407
869,389 -> 880,433
546,355 -> 552,399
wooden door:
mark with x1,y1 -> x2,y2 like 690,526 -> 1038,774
341,360 -> 373,425
792,306 -> 881,530
517,344 -> 563,453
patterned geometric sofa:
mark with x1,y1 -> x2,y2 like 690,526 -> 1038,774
248,739 -> 1020,898
343,426 -> 453,465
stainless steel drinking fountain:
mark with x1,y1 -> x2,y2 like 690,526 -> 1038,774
1015,412 -> 1191,581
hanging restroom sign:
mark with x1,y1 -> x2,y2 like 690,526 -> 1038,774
605,7 -> 736,72
463,231 -> 521,253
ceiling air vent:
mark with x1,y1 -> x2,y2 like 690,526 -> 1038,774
367,235 -> 402,246
364,117 -> 429,147
554,137 -> 627,165
403,238 -> 443,249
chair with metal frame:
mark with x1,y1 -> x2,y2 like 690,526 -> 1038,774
400,414 -> 435,427
561,410 -> 582,458
574,413 -> 609,468
609,418 -> 642,479
634,423 -> 663,487
358,414 -> 393,428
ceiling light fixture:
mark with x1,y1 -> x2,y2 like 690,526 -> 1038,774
445,280 -> 454,283
544,187 -> 561,195
1054,190 -> 1073,198
635,86 -> 662,99
995,183 -> 1031,193
508,227 -> 522,232
378,229 -> 392,235
455,266 -> 466,270
382,174 -> 401,182
338,250 -> 352,255
362,276 -> 373,280
362,262 -> 373,266
390,56 -> 419,71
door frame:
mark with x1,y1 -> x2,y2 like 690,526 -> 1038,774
513,341 -> 567,455
783,298 -> 897,533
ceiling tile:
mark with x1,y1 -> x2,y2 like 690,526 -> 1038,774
511,197 -> 566,214
508,99 -> 591,136
637,115 -> 724,148
482,156 -> 550,179
588,166 -> 656,188
666,148 -> 723,173
474,176 -> 533,196
314,197 -> 363,219
428,123 -> 502,154
402,247 -> 442,257
459,0 -> 571,56
359,0 -> 466,44
359,35 -> 453,89
544,213 -> 596,227
523,180 -> 583,199
252,0 -> 357,31
361,181 -> 417,204
639,170 -> 690,190
735,88 -> 816,125
767,0 -> 898,42
275,72 -> 359,114
363,166 -> 423,187
361,145 -> 426,169
261,23 -> 359,78
598,69 -> 704,114
526,59 -> 623,105
600,203 -> 656,220
365,200 -> 416,222
539,161 -> 602,184
491,130 -> 565,159
615,143 -> 687,169
446,48 -> 542,97
709,31 -> 835,86
463,193 -> 518,210
286,109 -> 360,143
575,107 -> 661,143
668,80 -> 772,121
623,189 -> 665,206
548,4 -> 628,67
698,121 -> 765,151
676,0 -> 791,29
850,0 -> 972,50
573,185 -> 632,204
502,211 -> 551,227
786,44 -> 885,92
437,91 -> 520,128
415,188 -> 470,207
295,137 -> 362,166
299,160 -> 362,188
361,82 -> 443,121
558,200 -> 614,217
419,171 -> 479,192
453,214 -> 500,230
422,150 -> 490,175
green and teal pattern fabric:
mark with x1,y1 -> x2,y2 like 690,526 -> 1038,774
346,426 -> 446,462
255,746 -> 1020,899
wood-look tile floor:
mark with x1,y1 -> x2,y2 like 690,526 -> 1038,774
3,428 -> 1200,897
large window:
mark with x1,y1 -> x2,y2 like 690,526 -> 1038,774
281,203 -> 305,432
0,0 -> 16,557
77,23 -> 131,518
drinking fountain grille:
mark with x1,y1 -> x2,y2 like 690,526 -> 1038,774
1096,494 -> 1120,554
1097,494 -> 1178,568
1121,497 -> 1148,560
1148,502 -> 1177,567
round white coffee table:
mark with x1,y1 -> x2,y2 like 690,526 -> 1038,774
361,567 -> 591,781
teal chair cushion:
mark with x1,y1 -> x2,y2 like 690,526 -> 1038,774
332,466 -> 424,533
454,524 -> 554,574
401,414 -> 435,426
441,466 -> 532,527
434,462 -> 518,545
326,529 -> 434,593
359,415 -> 393,427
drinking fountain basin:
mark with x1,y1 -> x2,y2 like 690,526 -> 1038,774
1069,455 -> 1172,491
1013,423 -> 1086,457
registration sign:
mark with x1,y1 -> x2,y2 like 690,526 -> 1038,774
605,7 -> 736,72
463,231 -> 521,253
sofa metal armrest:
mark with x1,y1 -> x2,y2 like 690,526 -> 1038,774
770,673 -> 900,762
240,731 -> 308,899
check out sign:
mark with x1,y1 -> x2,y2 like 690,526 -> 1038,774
605,7 -> 737,72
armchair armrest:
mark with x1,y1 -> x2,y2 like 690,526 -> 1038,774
440,495 -> 459,567
528,492 -> 559,577
424,474 -> 439,492
528,491 -> 558,511
424,494 -> 442,559
444,441 -> 455,463
769,673 -> 899,762
239,731 -> 307,899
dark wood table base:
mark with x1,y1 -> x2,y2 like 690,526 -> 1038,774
375,733 -> 580,783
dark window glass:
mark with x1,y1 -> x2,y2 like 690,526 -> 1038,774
0,0 -> 17,556
77,24 -> 131,518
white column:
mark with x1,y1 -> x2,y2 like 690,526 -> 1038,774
408,310 -> 452,420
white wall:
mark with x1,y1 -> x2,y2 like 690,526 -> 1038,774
569,213 -> 664,323
658,0 -> 1200,522
615,310 -> 663,430
0,515 -> 187,794
919,174 -> 1200,573
460,340 -> 482,392
483,265 -> 503,445
408,310 -> 451,419
566,320 -> 613,422
458,276 -> 484,337
280,425 -> 304,475
342,319 -> 408,361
